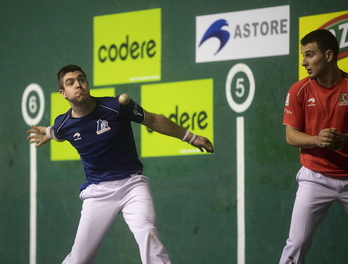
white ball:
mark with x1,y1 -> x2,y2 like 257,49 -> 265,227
118,93 -> 130,105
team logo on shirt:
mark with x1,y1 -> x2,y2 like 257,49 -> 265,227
96,119 -> 111,135
73,132 -> 82,141
339,94 -> 348,106
285,93 -> 290,106
307,98 -> 316,106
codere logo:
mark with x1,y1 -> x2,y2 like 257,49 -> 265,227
299,10 -> 348,79
140,79 -> 214,157
93,9 -> 161,86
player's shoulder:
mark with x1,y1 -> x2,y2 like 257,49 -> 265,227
55,109 -> 70,123
95,96 -> 117,105
343,71 -> 348,80
95,96 -> 120,110
53,109 -> 71,132
289,77 -> 313,93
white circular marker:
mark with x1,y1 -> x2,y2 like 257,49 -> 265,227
21,83 -> 45,126
21,83 -> 45,264
225,63 -> 255,113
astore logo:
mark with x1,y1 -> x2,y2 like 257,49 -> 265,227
199,19 -> 230,55
196,5 -> 290,63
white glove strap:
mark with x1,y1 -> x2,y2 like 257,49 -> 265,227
189,134 -> 197,144
182,130 -> 190,142
46,126 -> 52,139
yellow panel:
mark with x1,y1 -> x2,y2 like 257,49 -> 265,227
141,79 -> 214,157
93,9 -> 161,86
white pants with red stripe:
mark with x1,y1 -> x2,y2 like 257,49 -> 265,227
62,175 -> 171,264
279,166 -> 348,264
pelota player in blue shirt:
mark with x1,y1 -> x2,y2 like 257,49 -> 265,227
27,65 -> 214,264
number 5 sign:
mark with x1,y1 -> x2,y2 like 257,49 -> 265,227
225,63 -> 255,114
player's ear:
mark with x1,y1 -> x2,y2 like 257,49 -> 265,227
326,49 -> 334,62
60,89 -> 67,99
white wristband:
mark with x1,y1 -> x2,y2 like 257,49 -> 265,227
189,134 -> 197,144
182,130 -> 190,141
46,126 -> 52,139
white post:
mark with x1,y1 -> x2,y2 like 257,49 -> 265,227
30,143 -> 37,264
236,116 -> 245,264
22,83 -> 45,264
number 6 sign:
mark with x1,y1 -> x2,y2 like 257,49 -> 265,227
21,83 -> 45,264
21,83 -> 45,126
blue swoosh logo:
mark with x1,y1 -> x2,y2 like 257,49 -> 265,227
199,19 -> 230,55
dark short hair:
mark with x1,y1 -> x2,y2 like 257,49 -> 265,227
301,29 -> 339,61
57,65 -> 87,90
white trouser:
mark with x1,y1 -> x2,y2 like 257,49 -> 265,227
279,166 -> 348,264
62,175 -> 171,264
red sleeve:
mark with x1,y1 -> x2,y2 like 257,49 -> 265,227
283,79 -> 310,131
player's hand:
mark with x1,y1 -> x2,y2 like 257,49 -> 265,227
316,128 -> 347,150
316,128 -> 337,148
191,135 -> 214,153
328,132 -> 347,151
26,125 -> 50,147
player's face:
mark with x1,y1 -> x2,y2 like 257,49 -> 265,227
60,71 -> 90,103
301,42 -> 329,79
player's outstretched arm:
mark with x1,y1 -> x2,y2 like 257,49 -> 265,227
285,125 -> 319,149
142,111 -> 214,153
26,125 -> 52,147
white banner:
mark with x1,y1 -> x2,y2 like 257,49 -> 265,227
196,5 -> 290,63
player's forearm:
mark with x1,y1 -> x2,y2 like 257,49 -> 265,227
143,112 -> 186,139
285,126 -> 318,149
143,111 -> 214,153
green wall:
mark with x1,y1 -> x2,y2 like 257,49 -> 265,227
1,0 -> 347,263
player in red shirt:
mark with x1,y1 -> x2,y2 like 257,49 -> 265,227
280,29 -> 348,264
